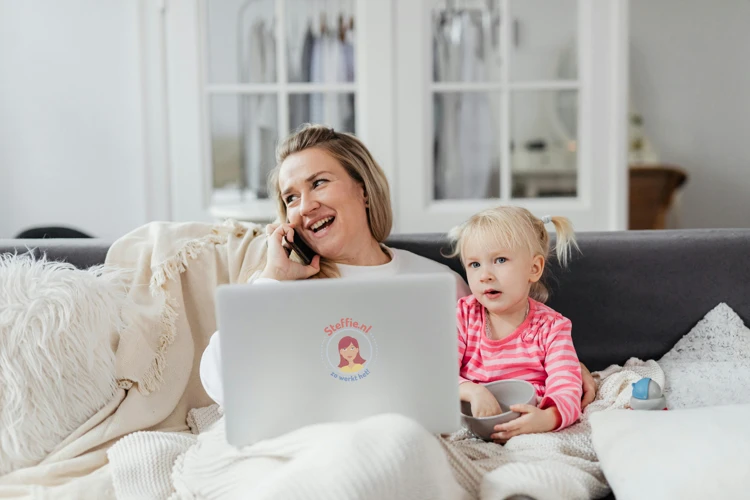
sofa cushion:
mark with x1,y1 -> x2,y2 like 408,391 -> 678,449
0,254 -> 135,474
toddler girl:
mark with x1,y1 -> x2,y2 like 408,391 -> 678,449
449,206 -> 583,441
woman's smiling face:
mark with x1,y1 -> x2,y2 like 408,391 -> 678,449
278,148 -> 373,263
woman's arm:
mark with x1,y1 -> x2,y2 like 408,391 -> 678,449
199,269 -> 282,406
580,362 -> 596,409
200,331 -> 224,406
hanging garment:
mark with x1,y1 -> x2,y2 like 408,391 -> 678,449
433,11 -> 496,199
309,34 -> 324,125
340,26 -> 356,133
242,20 -> 265,194
456,12 -> 495,199
242,20 -> 277,198
309,30 -> 354,132
290,25 -> 315,130
255,22 -> 277,197
433,13 -> 462,199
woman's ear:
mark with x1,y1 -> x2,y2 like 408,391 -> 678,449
529,255 -> 545,283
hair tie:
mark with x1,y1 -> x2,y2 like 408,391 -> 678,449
541,215 -> 552,224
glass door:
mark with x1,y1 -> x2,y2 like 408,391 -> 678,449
395,0 -> 629,232
204,0 -> 358,222
163,0 -> 396,225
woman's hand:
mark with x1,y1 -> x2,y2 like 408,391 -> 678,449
580,362 -> 596,409
259,223 -> 320,281
490,405 -> 560,443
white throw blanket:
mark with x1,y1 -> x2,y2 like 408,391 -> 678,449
108,359 -> 664,500
440,359 -> 664,500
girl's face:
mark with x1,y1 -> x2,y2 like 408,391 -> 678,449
340,343 -> 359,362
278,148 -> 373,264
462,239 -> 544,317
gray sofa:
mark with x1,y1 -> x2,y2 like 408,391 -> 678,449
3,228 -> 750,499
4,228 -> 749,372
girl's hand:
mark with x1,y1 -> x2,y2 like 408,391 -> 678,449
490,405 -> 560,443
469,385 -> 504,418
259,223 -> 320,281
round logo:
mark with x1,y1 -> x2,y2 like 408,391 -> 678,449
321,327 -> 378,382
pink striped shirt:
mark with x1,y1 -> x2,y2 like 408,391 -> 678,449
457,295 -> 583,430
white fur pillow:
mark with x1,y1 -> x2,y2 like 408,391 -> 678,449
0,254 -> 135,475
658,303 -> 750,409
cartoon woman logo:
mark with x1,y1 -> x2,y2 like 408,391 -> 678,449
321,324 -> 377,380
338,336 -> 366,374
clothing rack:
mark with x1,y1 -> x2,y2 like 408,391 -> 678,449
437,0 -> 516,50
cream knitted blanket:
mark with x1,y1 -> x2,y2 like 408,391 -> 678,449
0,220 -> 267,499
107,359 -> 664,500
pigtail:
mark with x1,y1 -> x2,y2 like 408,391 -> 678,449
443,222 -> 466,261
547,216 -> 580,268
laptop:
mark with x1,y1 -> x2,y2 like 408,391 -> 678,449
215,273 -> 461,446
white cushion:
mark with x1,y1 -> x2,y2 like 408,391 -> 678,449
590,405 -> 750,500
658,303 -> 750,409
0,254 -> 136,474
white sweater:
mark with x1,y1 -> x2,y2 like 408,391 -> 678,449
200,247 -> 470,406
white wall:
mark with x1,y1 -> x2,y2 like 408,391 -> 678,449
0,0 -> 147,239
2,0 -> 747,237
630,0 -> 750,229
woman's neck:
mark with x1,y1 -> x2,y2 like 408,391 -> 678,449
336,238 -> 391,266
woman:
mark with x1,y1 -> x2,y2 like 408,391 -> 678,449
200,124 -> 596,408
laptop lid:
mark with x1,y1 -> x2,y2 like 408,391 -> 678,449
216,273 -> 461,446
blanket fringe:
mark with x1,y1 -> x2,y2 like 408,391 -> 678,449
149,219 -> 247,296
139,219 -> 249,394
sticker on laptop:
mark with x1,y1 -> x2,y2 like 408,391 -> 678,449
321,317 -> 378,382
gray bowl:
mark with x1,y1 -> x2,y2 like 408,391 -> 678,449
460,380 -> 537,441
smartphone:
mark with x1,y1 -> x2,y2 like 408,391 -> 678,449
284,229 -> 316,266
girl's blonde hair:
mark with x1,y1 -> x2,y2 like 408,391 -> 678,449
447,206 -> 579,303
252,124 -> 393,279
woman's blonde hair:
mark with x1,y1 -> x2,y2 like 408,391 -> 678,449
253,124 -> 393,279
447,206 -> 579,303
